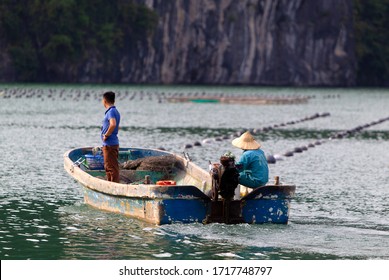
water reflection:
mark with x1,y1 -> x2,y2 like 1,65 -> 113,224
59,205 -> 175,259
0,199 -> 65,259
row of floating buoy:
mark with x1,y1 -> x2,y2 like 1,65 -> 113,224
181,112 -> 331,150
0,88 -> 169,102
266,116 -> 389,164
0,87 -> 338,103
328,117 -> 389,140
322,94 -> 341,99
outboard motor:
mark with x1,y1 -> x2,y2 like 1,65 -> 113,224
214,155 -> 239,200
207,153 -> 241,224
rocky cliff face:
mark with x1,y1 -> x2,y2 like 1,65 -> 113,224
133,0 -> 356,86
1,0 -> 356,86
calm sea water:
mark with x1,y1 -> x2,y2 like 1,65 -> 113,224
0,85 -> 388,260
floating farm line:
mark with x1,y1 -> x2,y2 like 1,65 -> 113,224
180,112 -> 331,150
266,116 -> 389,164
0,87 -> 340,103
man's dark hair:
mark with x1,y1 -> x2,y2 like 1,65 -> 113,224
103,91 -> 115,104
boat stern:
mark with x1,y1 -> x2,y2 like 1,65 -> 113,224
241,185 -> 296,224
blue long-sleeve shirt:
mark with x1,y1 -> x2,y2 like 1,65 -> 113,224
237,149 -> 269,186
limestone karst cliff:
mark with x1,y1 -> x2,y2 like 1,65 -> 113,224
0,0 -> 356,86
133,0 -> 356,86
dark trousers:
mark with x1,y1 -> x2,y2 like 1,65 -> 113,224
102,145 -> 119,183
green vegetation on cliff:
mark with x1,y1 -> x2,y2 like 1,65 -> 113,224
0,0 -> 158,82
354,0 -> 389,86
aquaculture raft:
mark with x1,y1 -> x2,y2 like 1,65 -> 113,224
166,95 -> 309,105
64,147 -> 296,225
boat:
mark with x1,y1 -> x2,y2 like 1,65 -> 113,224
63,147 -> 296,225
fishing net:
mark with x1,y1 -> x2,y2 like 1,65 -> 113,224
96,155 -> 185,184
121,155 -> 184,172
118,155 -> 184,184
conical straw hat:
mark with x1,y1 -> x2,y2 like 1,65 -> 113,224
232,131 -> 261,150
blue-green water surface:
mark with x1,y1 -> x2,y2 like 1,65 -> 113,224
0,85 -> 388,260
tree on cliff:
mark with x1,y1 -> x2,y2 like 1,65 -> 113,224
354,0 -> 389,86
0,0 -> 158,82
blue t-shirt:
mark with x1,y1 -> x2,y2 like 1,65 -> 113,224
237,149 -> 269,184
101,106 -> 120,146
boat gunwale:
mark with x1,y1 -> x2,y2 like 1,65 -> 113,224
64,147 -> 296,202
64,147 -> 212,200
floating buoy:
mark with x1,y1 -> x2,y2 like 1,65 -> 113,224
266,155 -> 276,164
312,113 -> 320,118
294,147 -> 303,153
284,151 -> 294,157
262,126 -> 272,132
274,154 -> 284,161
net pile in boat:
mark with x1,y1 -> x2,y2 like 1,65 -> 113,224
96,156 -> 184,183
121,155 -> 183,172
118,155 -> 184,184
120,155 -> 184,184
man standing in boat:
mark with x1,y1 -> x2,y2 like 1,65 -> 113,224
232,131 -> 269,188
101,91 -> 121,183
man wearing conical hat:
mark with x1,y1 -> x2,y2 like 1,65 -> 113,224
232,131 -> 269,188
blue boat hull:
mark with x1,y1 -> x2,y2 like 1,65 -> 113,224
240,185 -> 295,224
83,186 -> 209,224
83,184 -> 294,225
